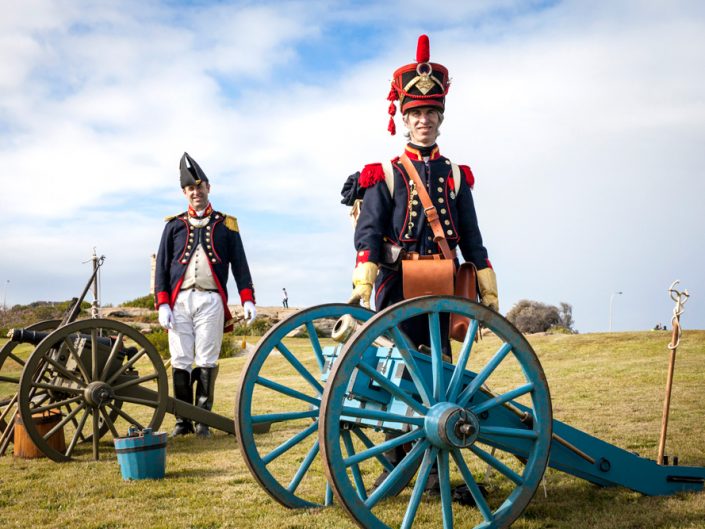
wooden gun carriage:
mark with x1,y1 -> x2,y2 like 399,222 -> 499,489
0,263 -> 243,462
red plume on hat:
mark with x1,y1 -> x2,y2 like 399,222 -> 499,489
386,34 -> 450,135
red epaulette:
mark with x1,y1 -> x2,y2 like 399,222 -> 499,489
459,165 -> 475,189
359,163 -> 385,188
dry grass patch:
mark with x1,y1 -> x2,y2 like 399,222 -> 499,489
0,330 -> 703,528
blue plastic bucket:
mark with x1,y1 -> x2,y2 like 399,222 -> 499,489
113,427 -> 167,480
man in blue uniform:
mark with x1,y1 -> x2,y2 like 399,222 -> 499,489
345,34 -> 498,320
156,152 -> 256,437
343,34 -> 499,493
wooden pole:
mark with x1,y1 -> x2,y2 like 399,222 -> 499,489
657,322 -> 679,465
657,281 -> 689,465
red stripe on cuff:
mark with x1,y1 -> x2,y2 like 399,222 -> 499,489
355,250 -> 371,266
156,291 -> 170,307
239,288 -> 255,304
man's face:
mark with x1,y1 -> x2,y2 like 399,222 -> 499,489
183,181 -> 210,211
403,107 -> 441,146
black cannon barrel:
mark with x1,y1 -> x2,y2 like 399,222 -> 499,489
6,328 -> 138,358
7,328 -> 54,346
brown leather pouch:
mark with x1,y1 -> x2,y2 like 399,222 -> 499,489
401,254 -> 455,299
450,262 -> 479,341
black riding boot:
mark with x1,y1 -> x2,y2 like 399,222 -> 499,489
193,365 -> 218,438
170,368 -> 194,437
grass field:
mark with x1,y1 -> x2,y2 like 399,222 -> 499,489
1,329 -> 704,529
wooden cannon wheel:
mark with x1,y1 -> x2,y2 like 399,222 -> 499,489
17,319 -> 168,462
0,320 -> 60,456
319,296 -> 553,529
236,303 -> 374,508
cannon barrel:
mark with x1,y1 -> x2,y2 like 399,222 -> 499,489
332,314 -> 395,348
6,327 -> 138,357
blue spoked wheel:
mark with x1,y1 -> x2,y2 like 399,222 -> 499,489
319,296 -> 552,529
236,303 -> 374,508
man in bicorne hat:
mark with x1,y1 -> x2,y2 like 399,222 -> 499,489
342,34 -> 499,492
155,152 -> 256,438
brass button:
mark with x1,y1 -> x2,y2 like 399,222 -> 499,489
439,177 -> 444,183
444,220 -> 450,226
437,187 -> 443,193
427,250 -> 432,254
445,160 -> 451,165
438,198 -> 445,203
427,236 -> 432,241
215,215 -> 220,219
187,245 -> 192,249
412,200 -> 419,205
411,211 -> 418,217
206,226 -> 211,231
441,208 -> 447,214
211,258 -> 216,263
446,230 -> 453,235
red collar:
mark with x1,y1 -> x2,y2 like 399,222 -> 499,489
188,203 -> 213,218
404,145 -> 441,161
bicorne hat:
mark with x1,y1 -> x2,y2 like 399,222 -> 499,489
179,152 -> 209,188
387,35 -> 450,135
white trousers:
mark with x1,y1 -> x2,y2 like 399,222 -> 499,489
168,290 -> 224,371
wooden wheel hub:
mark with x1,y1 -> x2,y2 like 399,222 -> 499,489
84,381 -> 114,408
425,402 -> 479,449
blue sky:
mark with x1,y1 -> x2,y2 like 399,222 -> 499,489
1,0 -> 703,333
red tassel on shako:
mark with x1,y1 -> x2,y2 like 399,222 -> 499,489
416,34 -> 430,63
385,34 -> 451,135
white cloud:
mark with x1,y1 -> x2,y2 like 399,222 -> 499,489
1,1 -> 704,332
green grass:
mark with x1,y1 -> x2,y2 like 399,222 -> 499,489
1,331 -> 704,529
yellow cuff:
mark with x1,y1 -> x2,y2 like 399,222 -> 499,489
477,267 -> 499,312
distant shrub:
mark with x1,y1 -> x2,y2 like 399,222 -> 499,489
0,299 -> 89,332
231,317 -> 274,336
506,300 -> 577,334
147,329 -> 245,360
147,328 -> 170,359
121,294 -> 155,309
220,335 -> 244,359
547,325 -> 573,335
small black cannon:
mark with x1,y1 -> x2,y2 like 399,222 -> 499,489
1,318 -> 239,461
0,258 -> 249,461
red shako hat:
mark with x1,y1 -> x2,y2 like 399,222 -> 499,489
386,34 -> 451,135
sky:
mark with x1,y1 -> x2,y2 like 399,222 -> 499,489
1,0 -> 703,333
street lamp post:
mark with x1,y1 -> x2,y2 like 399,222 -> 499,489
609,290 -> 623,332
2,280 -> 9,311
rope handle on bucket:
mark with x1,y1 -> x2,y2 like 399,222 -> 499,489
667,280 -> 689,350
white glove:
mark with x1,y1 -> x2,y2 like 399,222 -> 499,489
243,301 -> 256,324
158,304 -> 174,329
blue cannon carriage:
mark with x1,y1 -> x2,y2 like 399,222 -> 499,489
236,297 -> 705,529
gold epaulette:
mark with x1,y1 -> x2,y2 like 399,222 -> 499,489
164,212 -> 184,222
224,215 -> 239,232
